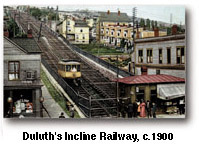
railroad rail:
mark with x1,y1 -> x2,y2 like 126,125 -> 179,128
12,11 -> 118,118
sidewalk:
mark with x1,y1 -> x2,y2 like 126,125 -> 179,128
41,85 -> 69,118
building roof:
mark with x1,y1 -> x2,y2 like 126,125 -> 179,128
116,74 -> 185,85
11,38 -> 42,53
99,12 -> 131,23
75,20 -> 89,27
135,33 -> 185,43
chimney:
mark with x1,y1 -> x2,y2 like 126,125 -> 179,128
4,30 -> 9,38
154,27 -> 159,37
118,10 -> 120,16
107,10 -> 110,15
172,25 -> 178,35
27,29 -> 33,38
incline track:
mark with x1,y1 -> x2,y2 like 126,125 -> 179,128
13,11 -> 117,118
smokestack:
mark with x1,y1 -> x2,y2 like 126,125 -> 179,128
107,10 -> 110,15
118,10 -> 120,16
172,25 -> 178,35
154,27 -> 159,37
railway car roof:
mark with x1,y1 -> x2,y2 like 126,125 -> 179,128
58,59 -> 81,65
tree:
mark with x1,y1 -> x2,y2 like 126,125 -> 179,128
7,18 -> 20,37
167,27 -> 171,35
30,7 -> 42,19
151,20 -> 154,29
139,18 -> 145,27
48,12 -> 59,21
155,21 -> 158,28
146,18 -> 150,29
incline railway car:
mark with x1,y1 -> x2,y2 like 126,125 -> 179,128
58,59 -> 82,85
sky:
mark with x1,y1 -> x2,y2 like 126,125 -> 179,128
56,5 -> 185,25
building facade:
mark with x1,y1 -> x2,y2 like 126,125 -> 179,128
4,37 -> 43,118
58,17 -> 89,44
134,33 -> 185,78
97,10 -> 167,48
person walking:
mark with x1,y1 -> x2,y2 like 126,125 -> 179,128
139,99 -> 146,118
146,100 -> 152,118
127,102 -> 134,118
136,99 -> 140,117
152,102 -> 157,118
70,106 -> 75,118
132,101 -> 138,118
59,112 -> 65,118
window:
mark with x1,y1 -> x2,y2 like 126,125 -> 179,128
124,30 -> 127,37
66,65 -> 71,72
76,35 -> 79,39
167,48 -> 171,64
159,49 -> 163,64
111,30 -> 114,36
80,29 -> 83,33
82,34 -> 85,39
147,49 -> 153,63
156,69 -> 160,75
77,65 -> 80,72
8,61 -> 20,80
67,21 -> 70,25
138,49 -> 143,63
101,28 -> 104,34
106,28 -> 109,34
72,65 -> 77,72
177,47 -> 185,64
131,31 -> 134,38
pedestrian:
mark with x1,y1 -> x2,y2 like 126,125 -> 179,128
59,112 -> 65,118
146,100 -> 152,118
132,101 -> 138,118
121,101 -> 126,118
70,106 -> 75,118
152,102 -> 157,118
127,102 -> 133,118
136,99 -> 140,117
179,99 -> 185,115
139,99 -> 146,118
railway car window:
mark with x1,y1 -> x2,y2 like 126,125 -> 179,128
66,65 -> 71,72
77,65 -> 80,72
72,65 -> 77,72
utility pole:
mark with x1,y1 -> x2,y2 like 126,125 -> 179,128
116,55 -> 119,117
38,22 -> 42,41
55,6 -> 58,32
131,7 -> 137,75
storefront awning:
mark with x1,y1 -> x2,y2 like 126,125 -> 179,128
157,84 -> 185,100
